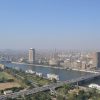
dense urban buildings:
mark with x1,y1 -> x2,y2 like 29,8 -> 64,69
0,50 -> 100,100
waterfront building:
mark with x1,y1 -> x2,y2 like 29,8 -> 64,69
47,73 -> 59,80
49,58 -> 58,66
81,61 -> 87,69
0,64 -> 5,70
29,48 -> 35,63
36,72 -> 43,77
91,52 -> 100,69
96,52 -> 100,68
63,59 -> 71,67
76,60 -> 82,69
25,70 -> 35,74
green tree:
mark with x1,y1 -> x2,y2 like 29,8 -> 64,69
52,78 -> 57,83
77,90 -> 88,100
68,92 -> 77,100
62,84 -> 71,94
56,95 -> 66,100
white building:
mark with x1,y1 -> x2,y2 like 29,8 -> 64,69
0,64 -> 5,70
25,70 -> 35,74
36,72 -> 43,77
4,90 -> 13,95
47,73 -> 59,80
88,84 -> 100,90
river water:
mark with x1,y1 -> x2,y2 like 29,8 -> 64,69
3,63 -> 94,82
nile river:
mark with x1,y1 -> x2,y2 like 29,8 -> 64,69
3,63 -> 94,81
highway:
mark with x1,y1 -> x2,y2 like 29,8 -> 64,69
0,73 -> 100,100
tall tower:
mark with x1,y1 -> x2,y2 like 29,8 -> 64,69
29,48 -> 35,63
96,52 -> 100,68
92,52 -> 100,69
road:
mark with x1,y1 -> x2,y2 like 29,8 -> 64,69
0,73 -> 100,100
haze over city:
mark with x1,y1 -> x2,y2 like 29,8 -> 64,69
0,0 -> 100,50
1,0 -> 100,100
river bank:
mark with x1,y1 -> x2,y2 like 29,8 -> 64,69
11,62 -> 98,74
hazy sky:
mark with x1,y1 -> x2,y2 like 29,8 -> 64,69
0,0 -> 100,50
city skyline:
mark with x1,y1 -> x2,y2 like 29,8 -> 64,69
0,0 -> 100,50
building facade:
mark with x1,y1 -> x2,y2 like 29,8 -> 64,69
29,48 -> 35,63
96,52 -> 100,68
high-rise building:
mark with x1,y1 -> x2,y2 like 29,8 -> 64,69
96,52 -> 100,68
92,52 -> 100,69
29,48 -> 35,63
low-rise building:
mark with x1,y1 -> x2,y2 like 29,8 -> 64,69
4,90 -> 13,95
0,64 -> 5,70
36,72 -> 43,77
25,70 -> 35,74
49,58 -> 58,66
88,84 -> 100,90
47,73 -> 59,80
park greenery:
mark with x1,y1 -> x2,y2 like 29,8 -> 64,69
6,84 -> 100,100
0,67 -> 51,93
0,72 -> 14,83
7,92 -> 51,100
5,67 -> 51,86
1,67 -> 100,100
56,84 -> 100,100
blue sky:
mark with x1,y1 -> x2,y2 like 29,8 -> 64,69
0,0 -> 100,50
